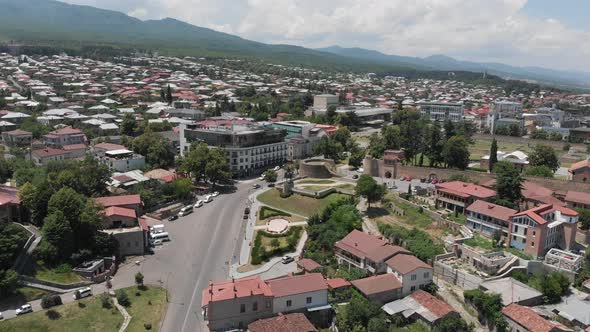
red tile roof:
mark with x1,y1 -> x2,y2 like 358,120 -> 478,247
565,191 -> 590,206
569,159 -> 590,172
3,129 -> 31,136
386,254 -> 431,274
436,181 -> 496,199
62,143 -> 87,151
513,204 -> 578,225
248,313 -> 317,332
95,194 -> 142,208
335,230 -> 409,262
502,303 -> 557,332
266,273 -> 328,298
325,278 -> 351,290
32,148 -> 67,157
201,276 -> 272,307
95,143 -> 126,151
0,186 -> 20,205
103,206 -> 136,219
297,258 -> 321,272
410,290 -> 454,319
466,200 -> 517,222
351,274 -> 402,296
49,126 -> 84,135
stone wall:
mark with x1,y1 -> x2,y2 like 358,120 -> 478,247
299,159 -> 340,178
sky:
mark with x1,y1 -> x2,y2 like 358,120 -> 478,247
61,0 -> 589,71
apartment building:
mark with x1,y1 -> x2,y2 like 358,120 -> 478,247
418,101 -> 464,122
98,149 -> 146,172
435,181 -> 496,213
266,273 -> 329,314
509,204 -> 578,259
2,129 -> 32,147
466,200 -> 518,243
271,120 -> 327,161
180,122 -> 288,177
489,101 -> 523,133
334,230 -> 410,274
564,191 -> 590,210
313,94 -> 338,110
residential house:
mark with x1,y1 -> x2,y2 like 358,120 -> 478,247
435,181 -> 496,213
99,149 -> 146,172
385,254 -> 433,296
569,160 -> 590,183
43,126 -> 87,148
248,313 -> 317,332
480,278 -> 544,306
510,204 -> 578,259
99,207 -> 145,256
382,290 -> 457,328
0,121 -> 16,132
334,230 -> 410,274
0,186 -> 23,223
31,147 -> 69,166
2,129 -> 32,147
95,194 -> 142,216
201,276 -> 275,331
502,303 -> 572,332
351,274 -> 403,304
480,150 -> 529,172
266,273 -> 329,314
466,200 -> 517,243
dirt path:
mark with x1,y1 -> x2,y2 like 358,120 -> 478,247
436,279 -> 487,332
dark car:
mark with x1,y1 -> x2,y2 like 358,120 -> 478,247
244,207 -> 250,215
267,183 -> 275,187
168,215 -> 178,222
253,184 -> 261,189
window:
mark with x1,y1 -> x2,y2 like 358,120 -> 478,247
411,286 -> 416,291
252,302 -> 258,311
424,272 -> 430,278
266,300 -> 271,308
533,231 -> 536,236
240,304 -> 245,313
306,297 -> 312,304
286,300 -> 292,307
411,274 -> 417,281
531,242 -> 534,247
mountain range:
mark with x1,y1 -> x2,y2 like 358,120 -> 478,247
0,0 -> 588,89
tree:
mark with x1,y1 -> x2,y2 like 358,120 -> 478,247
42,211 -> 75,260
576,209 -> 590,231
530,145 -> 559,172
314,136 -> 343,162
333,127 -> 352,148
326,105 -> 337,124
205,148 -> 232,186
263,169 -> 277,183
116,289 -> 131,307
489,138 -> 498,172
135,272 -> 144,287
381,125 -> 401,150
133,131 -> 175,168
434,313 -> 472,332
444,120 -> 455,140
493,161 -> 523,207
166,85 -> 173,105
348,143 -> 365,169
0,269 -> 19,296
355,175 -> 385,208
442,136 -> 470,170
367,133 -> 386,159
524,165 -> 554,178
179,142 -> 210,183
426,121 -> 444,167
120,113 -> 137,136
170,178 -> 193,200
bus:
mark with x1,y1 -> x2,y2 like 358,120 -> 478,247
178,205 -> 193,217
151,224 -> 165,233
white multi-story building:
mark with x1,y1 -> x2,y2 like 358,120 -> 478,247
180,122 -> 288,177
488,101 -> 523,133
418,101 -> 464,122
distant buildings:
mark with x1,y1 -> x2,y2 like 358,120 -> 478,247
313,94 -> 338,110
435,181 -> 496,213
489,101 -> 523,133
480,150 -> 529,172
271,120 -> 326,161
418,101 -> 464,122
568,159 -> 590,183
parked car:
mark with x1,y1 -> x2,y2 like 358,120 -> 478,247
244,207 -> 250,215
212,191 -> 220,197
194,200 -> 204,208
281,255 -> 294,264
399,177 -> 405,181
352,174 -> 359,179
243,214 -> 249,220
258,175 -> 265,181
273,166 -> 280,171
167,215 -> 178,222
405,176 -> 411,181
204,195 -> 213,203
420,178 -> 426,183
431,179 -> 438,184
253,184 -> 261,189
16,304 -> 32,315
356,168 -> 364,173
267,183 -> 275,187
178,205 -> 193,216
73,287 -> 93,300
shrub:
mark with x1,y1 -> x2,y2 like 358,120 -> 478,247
46,309 -> 61,320
144,323 -> 152,330
41,294 -> 63,309
116,289 -> 131,307
77,301 -> 86,308
259,206 -> 291,220
100,292 -> 112,309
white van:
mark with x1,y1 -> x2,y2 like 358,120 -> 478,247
204,195 -> 213,203
73,287 -> 92,300
178,205 -> 193,217
150,232 -> 170,242
151,224 -> 165,234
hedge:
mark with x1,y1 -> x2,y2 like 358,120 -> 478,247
259,206 -> 291,220
251,226 -> 303,265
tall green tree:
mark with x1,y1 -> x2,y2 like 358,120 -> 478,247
120,113 -> 138,136
205,148 -> 232,186
426,121 -> 444,167
493,161 -> 523,208
166,84 -> 173,105
355,175 -> 385,208
444,119 -> 456,140
367,133 -> 386,159
133,131 -> 175,168
314,136 -> 343,162
178,142 -> 210,183
381,124 -> 401,150
530,144 -> 559,172
489,138 -> 498,172
442,136 -> 470,170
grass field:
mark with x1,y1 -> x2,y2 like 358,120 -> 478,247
385,194 -> 433,228
463,234 -> 494,251
257,189 -> 349,217
0,286 -> 167,332
296,179 -> 335,184
34,263 -> 86,284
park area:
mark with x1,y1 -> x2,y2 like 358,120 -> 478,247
0,286 -> 167,332
257,189 -> 350,217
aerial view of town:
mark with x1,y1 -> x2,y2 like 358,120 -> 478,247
0,1 -> 590,332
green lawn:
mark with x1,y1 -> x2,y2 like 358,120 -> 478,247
0,286 -> 167,332
386,194 -> 433,228
34,263 -> 86,284
126,286 -> 168,332
336,184 -> 356,191
257,189 -> 350,217
463,234 -> 494,251
296,179 -> 335,184
301,185 -> 332,192
259,206 -> 291,220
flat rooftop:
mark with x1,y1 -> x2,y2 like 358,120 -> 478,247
480,277 -> 542,306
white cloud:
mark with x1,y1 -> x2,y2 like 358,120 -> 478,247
61,0 -> 590,70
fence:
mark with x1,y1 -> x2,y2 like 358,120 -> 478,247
20,275 -> 91,290
434,261 -> 483,290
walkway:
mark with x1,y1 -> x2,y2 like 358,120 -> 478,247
253,221 -> 308,230
114,297 -> 132,332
